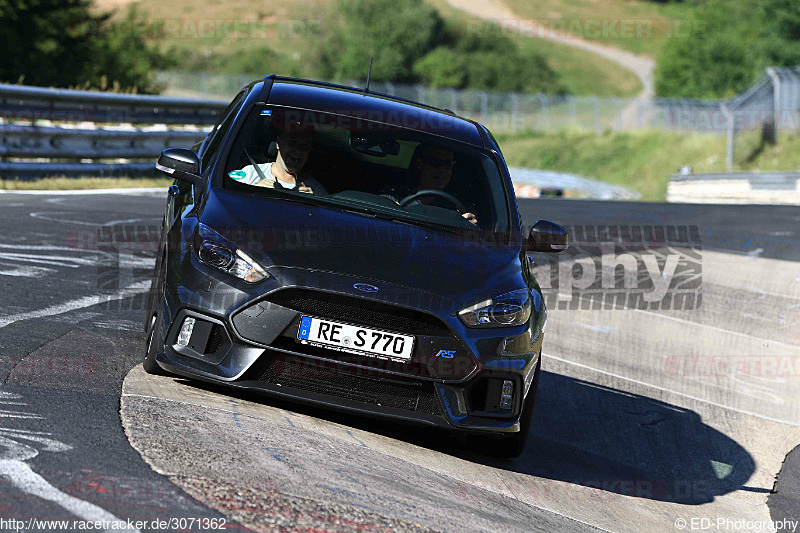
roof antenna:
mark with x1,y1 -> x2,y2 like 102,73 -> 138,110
364,57 -> 373,94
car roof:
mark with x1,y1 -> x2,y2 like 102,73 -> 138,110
263,76 -> 485,147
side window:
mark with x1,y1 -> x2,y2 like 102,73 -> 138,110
201,90 -> 247,169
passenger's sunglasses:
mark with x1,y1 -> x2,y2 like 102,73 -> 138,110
423,157 -> 456,169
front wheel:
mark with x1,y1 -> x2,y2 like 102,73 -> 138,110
143,313 -> 167,375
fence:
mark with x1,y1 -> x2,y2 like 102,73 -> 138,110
3,67 -> 800,179
157,69 -> 800,170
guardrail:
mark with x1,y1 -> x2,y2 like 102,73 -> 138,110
0,83 -> 227,180
667,171 -> 800,204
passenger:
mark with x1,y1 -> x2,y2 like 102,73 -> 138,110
406,144 -> 477,225
229,123 -> 327,195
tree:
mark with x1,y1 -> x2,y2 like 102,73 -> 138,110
0,0 -> 167,92
324,0 -> 447,82
655,0 -> 800,99
412,47 -> 466,88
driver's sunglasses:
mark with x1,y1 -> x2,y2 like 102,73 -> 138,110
424,157 -> 456,170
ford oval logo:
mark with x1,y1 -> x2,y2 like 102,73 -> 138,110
353,283 -> 379,293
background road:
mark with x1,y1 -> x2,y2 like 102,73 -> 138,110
0,190 -> 798,531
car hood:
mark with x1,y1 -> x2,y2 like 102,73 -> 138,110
200,188 -> 525,308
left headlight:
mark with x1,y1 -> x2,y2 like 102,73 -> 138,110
458,289 -> 532,328
193,223 -> 269,283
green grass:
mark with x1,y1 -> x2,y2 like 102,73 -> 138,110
0,177 -> 173,190
514,31 -> 641,96
496,130 -> 800,201
427,0 -> 642,97
502,0 -> 693,56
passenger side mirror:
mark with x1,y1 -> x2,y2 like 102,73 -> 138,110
526,220 -> 568,253
157,148 -> 204,187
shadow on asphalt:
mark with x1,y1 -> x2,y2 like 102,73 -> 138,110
176,369 -> 755,506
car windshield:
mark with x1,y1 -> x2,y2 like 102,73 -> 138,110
223,106 -> 511,234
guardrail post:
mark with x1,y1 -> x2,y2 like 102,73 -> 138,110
722,102 -> 734,171
537,95 -> 547,131
510,93 -> 519,133
568,96 -> 575,126
592,96 -> 600,133
479,91 -> 488,123
766,67 -> 780,143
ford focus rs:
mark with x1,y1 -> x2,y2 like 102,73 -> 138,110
144,75 -> 568,458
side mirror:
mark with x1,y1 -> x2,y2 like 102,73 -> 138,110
526,220 -> 568,253
157,148 -> 204,187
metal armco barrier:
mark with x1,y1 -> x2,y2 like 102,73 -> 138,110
0,83 -> 227,180
667,171 -> 800,204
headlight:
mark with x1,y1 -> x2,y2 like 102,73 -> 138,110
458,289 -> 532,328
194,223 -> 269,283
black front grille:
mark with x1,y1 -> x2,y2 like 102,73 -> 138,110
256,354 -> 442,415
204,325 -> 226,354
263,288 -> 450,336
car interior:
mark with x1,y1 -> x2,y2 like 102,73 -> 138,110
224,109 -> 503,230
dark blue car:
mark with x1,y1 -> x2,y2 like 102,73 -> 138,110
145,75 -> 568,457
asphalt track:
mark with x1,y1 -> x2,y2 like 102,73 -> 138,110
0,190 -> 798,532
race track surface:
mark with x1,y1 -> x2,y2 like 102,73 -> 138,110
0,191 -> 798,532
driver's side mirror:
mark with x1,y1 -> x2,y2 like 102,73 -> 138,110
157,148 -> 204,187
526,220 -> 568,253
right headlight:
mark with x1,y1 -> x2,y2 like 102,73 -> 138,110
193,223 -> 269,283
458,289 -> 532,328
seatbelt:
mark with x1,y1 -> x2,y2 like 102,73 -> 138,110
244,149 -> 271,185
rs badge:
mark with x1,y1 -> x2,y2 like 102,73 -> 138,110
436,350 -> 455,359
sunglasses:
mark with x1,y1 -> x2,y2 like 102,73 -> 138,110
423,157 -> 456,169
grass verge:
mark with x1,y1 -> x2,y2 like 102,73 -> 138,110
0,177 -> 173,190
497,130 -> 800,202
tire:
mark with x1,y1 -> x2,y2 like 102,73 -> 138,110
143,313 -> 168,375
144,244 -> 169,376
472,362 -> 541,459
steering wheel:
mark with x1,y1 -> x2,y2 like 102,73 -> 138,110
398,189 -> 467,213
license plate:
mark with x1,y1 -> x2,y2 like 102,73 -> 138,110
297,316 -> 414,360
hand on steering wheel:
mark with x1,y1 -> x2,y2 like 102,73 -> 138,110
398,189 -> 467,212
398,190 -> 478,225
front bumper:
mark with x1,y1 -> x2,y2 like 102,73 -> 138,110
155,261 -> 543,434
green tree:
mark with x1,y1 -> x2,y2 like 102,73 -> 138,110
412,47 -> 466,88
655,0 -> 800,99
0,0 -> 167,92
323,0 -> 447,82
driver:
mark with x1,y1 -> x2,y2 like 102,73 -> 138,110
229,123 -> 327,195
406,144 -> 477,225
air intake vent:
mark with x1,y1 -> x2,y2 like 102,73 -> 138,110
204,325 -> 226,354
257,354 -> 442,414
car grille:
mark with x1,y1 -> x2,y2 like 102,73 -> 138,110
204,325 -> 226,354
262,288 -> 450,336
254,354 -> 442,415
